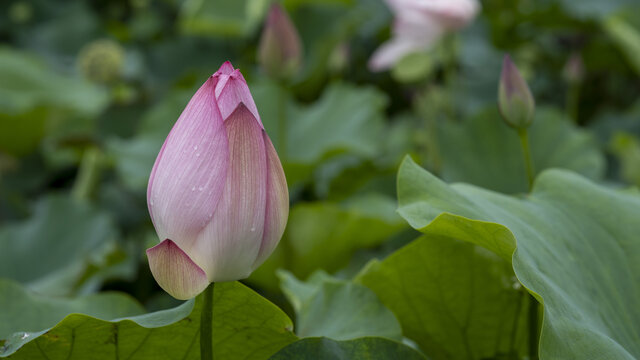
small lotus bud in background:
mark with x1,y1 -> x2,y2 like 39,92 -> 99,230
77,39 -> 125,84
498,55 -> 535,129
563,53 -> 585,85
258,3 -> 303,80
146,61 -> 289,300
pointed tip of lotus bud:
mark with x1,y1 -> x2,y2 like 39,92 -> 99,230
147,239 -> 210,300
258,3 -> 303,80
563,53 -> 584,84
217,61 -> 235,75
498,54 -> 535,130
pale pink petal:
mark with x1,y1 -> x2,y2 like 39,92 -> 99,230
147,76 -> 229,254
252,133 -> 289,269
146,239 -> 209,300
216,61 -> 235,75
213,68 -> 263,127
190,104 -> 268,281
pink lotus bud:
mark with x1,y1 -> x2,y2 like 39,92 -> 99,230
369,0 -> 480,71
498,55 -> 535,129
258,3 -> 303,79
146,62 -> 289,300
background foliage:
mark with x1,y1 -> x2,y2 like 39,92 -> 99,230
0,0 -> 639,359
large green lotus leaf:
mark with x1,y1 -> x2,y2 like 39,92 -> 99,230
438,107 -> 605,194
269,337 -> 426,360
1,282 -> 297,359
278,270 -> 402,341
249,195 -> 406,290
0,279 -> 144,341
0,194 -> 122,295
357,234 -> 527,359
397,156 -> 640,359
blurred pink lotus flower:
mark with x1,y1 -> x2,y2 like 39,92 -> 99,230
369,0 -> 480,71
146,61 -> 289,300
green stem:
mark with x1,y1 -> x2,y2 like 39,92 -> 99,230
72,147 -> 102,201
200,282 -> 215,360
277,82 -> 288,162
566,83 -> 580,124
443,35 -> 458,122
425,111 -> 441,175
517,129 -> 535,191
528,294 -> 540,360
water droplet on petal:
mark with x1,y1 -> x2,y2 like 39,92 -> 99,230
250,227 -> 256,232
21,333 -> 29,340
199,187 -> 204,191
191,186 -> 196,191
195,153 -> 200,157
194,145 -> 198,150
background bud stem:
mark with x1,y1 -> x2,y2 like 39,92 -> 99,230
72,147 -> 103,201
277,83 -> 288,162
517,128 -> 535,191
200,282 -> 215,360
566,83 -> 580,124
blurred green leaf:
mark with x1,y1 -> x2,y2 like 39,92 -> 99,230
0,48 -> 108,156
611,132 -> 640,186
603,14 -> 640,75
0,279 -> 144,341
269,337 -> 426,360
179,0 -> 267,38
0,47 -> 108,116
278,270 -> 402,340
1,282 -> 297,359
558,0 -> 638,20
288,82 -> 387,164
357,234 -> 527,359
437,107 -> 605,193
0,194 -> 122,295
249,194 -> 406,290
392,52 -> 434,84
397,156 -> 640,359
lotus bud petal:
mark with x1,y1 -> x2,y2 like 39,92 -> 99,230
147,62 -> 289,300
498,55 -> 535,130
258,3 -> 303,80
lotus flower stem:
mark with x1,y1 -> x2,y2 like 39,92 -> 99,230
517,129 -> 534,191
200,282 -> 215,360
